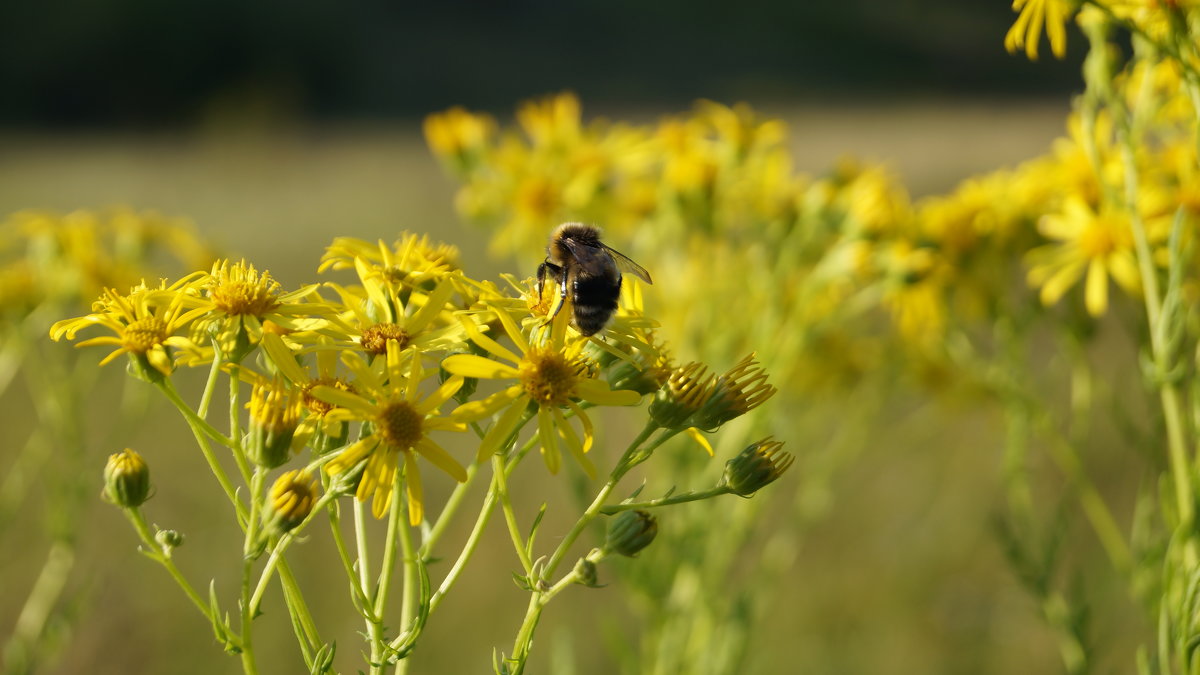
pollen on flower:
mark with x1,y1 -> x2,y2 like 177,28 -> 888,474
520,346 -> 582,407
302,377 -> 353,417
378,400 -> 424,450
360,323 -> 411,354
121,317 -> 169,353
208,260 -> 281,316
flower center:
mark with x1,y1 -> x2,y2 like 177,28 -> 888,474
1078,216 -> 1127,259
122,317 -> 169,353
360,323 -> 411,355
520,347 -> 579,407
302,378 -> 353,417
378,400 -> 424,450
208,261 -> 282,316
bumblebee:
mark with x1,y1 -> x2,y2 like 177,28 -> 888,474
537,223 -> 653,336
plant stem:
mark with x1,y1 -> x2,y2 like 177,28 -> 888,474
124,508 -> 217,626
494,453 -> 535,575
599,486 -> 731,514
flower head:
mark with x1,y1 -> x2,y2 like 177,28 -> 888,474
443,305 -> 641,476
49,276 -> 208,378
316,340 -> 469,524
1026,196 -> 1155,316
188,259 -> 331,360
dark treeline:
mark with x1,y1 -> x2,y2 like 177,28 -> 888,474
0,0 -> 1084,128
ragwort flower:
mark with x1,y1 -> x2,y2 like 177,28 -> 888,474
1026,195 -> 1156,316
315,340 -> 468,524
49,276 -> 207,377
443,307 -> 641,476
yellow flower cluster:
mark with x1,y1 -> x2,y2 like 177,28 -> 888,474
51,232 -> 765,525
426,59 -> 1200,389
0,207 -> 214,319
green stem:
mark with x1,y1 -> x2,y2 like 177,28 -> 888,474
599,486 -> 731,514
1115,104 -> 1195,534
156,379 -> 247,524
395,498 -> 418,675
494,453 -> 535,575
418,460 -> 480,558
543,420 -> 660,584
428,487 -> 498,614
124,508 -> 217,626
328,498 -> 373,618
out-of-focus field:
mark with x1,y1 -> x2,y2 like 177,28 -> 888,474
4,99 -> 1142,675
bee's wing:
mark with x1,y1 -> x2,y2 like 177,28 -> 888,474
559,237 -> 615,276
601,244 -> 653,285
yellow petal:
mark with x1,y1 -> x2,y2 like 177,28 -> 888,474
416,438 -> 468,482
685,427 -> 714,457
404,452 -> 424,526
441,353 -> 520,379
537,407 -> 561,475
418,375 -> 464,414
1084,258 -> 1108,317
450,386 -> 523,422
457,317 -> 522,364
475,397 -> 530,462
574,378 -> 642,406
552,407 -> 595,478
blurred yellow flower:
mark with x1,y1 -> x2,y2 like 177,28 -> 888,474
1026,196 -> 1146,316
1005,0 -> 1074,61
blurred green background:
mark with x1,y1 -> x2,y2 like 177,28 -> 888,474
1,2 -> 1133,674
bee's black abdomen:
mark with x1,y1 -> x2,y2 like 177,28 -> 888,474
572,275 -> 620,336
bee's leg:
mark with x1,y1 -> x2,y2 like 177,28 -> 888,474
538,261 -> 566,318
554,263 -> 570,319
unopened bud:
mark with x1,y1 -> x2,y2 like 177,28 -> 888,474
265,470 -> 319,534
103,448 -> 151,508
604,510 -> 658,557
246,380 -> 301,469
156,529 -> 185,551
689,353 -> 776,432
648,361 -> 713,429
722,438 -> 794,497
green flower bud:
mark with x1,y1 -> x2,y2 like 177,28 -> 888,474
156,529 -> 185,551
265,470 -> 319,535
103,448 -> 151,508
722,437 -> 794,497
604,510 -> 658,557
648,361 -> 713,429
688,353 -> 776,432
573,558 -> 600,588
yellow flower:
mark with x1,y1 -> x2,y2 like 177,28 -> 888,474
259,332 -> 357,451
315,341 -> 468,524
187,259 -> 332,360
49,277 -> 208,377
317,269 -> 466,357
423,106 -> 496,161
517,92 -> 583,147
442,306 -> 641,476
1026,196 -> 1148,316
318,234 -> 461,286
1005,0 -> 1074,61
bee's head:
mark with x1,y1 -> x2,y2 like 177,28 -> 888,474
553,222 -> 602,246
